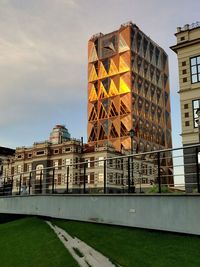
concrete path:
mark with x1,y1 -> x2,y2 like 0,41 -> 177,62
47,221 -> 119,267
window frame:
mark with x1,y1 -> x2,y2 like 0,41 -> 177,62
190,55 -> 200,84
192,99 -> 200,128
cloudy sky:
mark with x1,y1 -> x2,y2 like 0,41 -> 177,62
0,0 -> 200,149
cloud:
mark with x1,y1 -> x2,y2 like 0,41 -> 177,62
0,0 -> 200,148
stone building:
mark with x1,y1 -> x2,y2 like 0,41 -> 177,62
171,22 -> 200,192
2,125 -> 156,194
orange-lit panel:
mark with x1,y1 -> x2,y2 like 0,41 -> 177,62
119,56 -> 130,73
98,62 -> 108,79
109,79 -> 119,96
108,59 -> 118,76
88,65 -> 98,82
119,77 -> 130,94
98,82 -> 108,99
89,85 -> 98,101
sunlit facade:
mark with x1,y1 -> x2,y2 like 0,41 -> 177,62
87,22 -> 172,155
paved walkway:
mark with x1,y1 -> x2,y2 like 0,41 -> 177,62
47,221 -> 119,267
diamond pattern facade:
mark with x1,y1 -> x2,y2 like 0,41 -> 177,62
87,22 -> 172,159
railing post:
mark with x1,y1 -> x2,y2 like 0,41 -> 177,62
11,176 -> 14,195
104,160 -> 107,194
19,174 -> 22,195
39,170 -> 42,194
3,176 -> 5,196
195,147 -> 200,193
52,168 -> 55,194
128,157 -> 131,193
66,166 -> 69,193
157,152 -> 161,193
29,171 -> 32,195
83,163 -> 86,194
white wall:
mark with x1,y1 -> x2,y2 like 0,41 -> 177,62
0,194 -> 200,235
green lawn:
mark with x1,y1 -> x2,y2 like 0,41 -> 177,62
52,219 -> 200,267
0,217 -> 79,267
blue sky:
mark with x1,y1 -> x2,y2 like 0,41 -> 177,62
0,0 -> 200,149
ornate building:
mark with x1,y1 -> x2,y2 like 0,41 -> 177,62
171,22 -> 200,192
2,125 -> 156,194
87,22 -> 172,154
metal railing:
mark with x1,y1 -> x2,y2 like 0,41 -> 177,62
0,144 -> 200,196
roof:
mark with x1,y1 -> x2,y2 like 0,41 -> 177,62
0,146 -> 15,156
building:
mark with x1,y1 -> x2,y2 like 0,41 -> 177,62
171,21 -> 200,191
87,21 -> 172,153
2,125 -> 156,194
0,146 -> 15,178
0,146 -> 15,194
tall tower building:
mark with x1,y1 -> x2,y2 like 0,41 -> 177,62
87,22 -> 172,154
171,22 -> 200,191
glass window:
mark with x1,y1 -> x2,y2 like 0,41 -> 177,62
190,56 -> 200,83
192,99 -> 200,128
36,164 -> 44,180
65,159 -> 70,166
85,159 -> 90,168
54,160 -> 58,170
27,164 -> 32,172
98,157 -> 104,166
191,58 -> 196,66
17,165 -> 22,173
191,66 -> 197,74
192,75 -> 198,83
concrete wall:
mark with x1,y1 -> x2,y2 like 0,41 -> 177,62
0,194 -> 200,235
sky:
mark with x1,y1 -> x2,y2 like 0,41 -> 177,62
0,0 -> 200,149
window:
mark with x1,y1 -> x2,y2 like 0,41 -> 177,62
182,69 -> 187,74
183,77 -> 187,82
185,121 -> 190,127
54,160 -> 58,170
65,147 -> 70,152
182,61 -> 186,67
27,164 -> 32,172
98,157 -> 104,166
109,159 -> 113,167
17,165 -> 22,173
54,149 -> 59,154
85,159 -> 90,168
192,99 -> 200,128
28,153 -> 32,158
185,112 -> 189,118
65,158 -> 70,166
36,164 -> 44,180
184,104 -> 188,109
36,150 -> 45,155
190,56 -> 200,83
98,173 -> 104,183
180,36 -> 185,41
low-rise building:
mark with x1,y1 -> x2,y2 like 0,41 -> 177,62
2,125 -> 156,194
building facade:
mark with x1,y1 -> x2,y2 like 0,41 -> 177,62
171,22 -> 200,191
87,21 -> 172,155
2,125 -> 156,194
0,146 -> 15,179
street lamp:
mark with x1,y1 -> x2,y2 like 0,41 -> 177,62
129,129 -> 135,154
129,129 -> 135,193
196,108 -> 200,143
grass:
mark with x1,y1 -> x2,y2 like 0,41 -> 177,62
52,219 -> 200,267
0,217 -> 79,267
